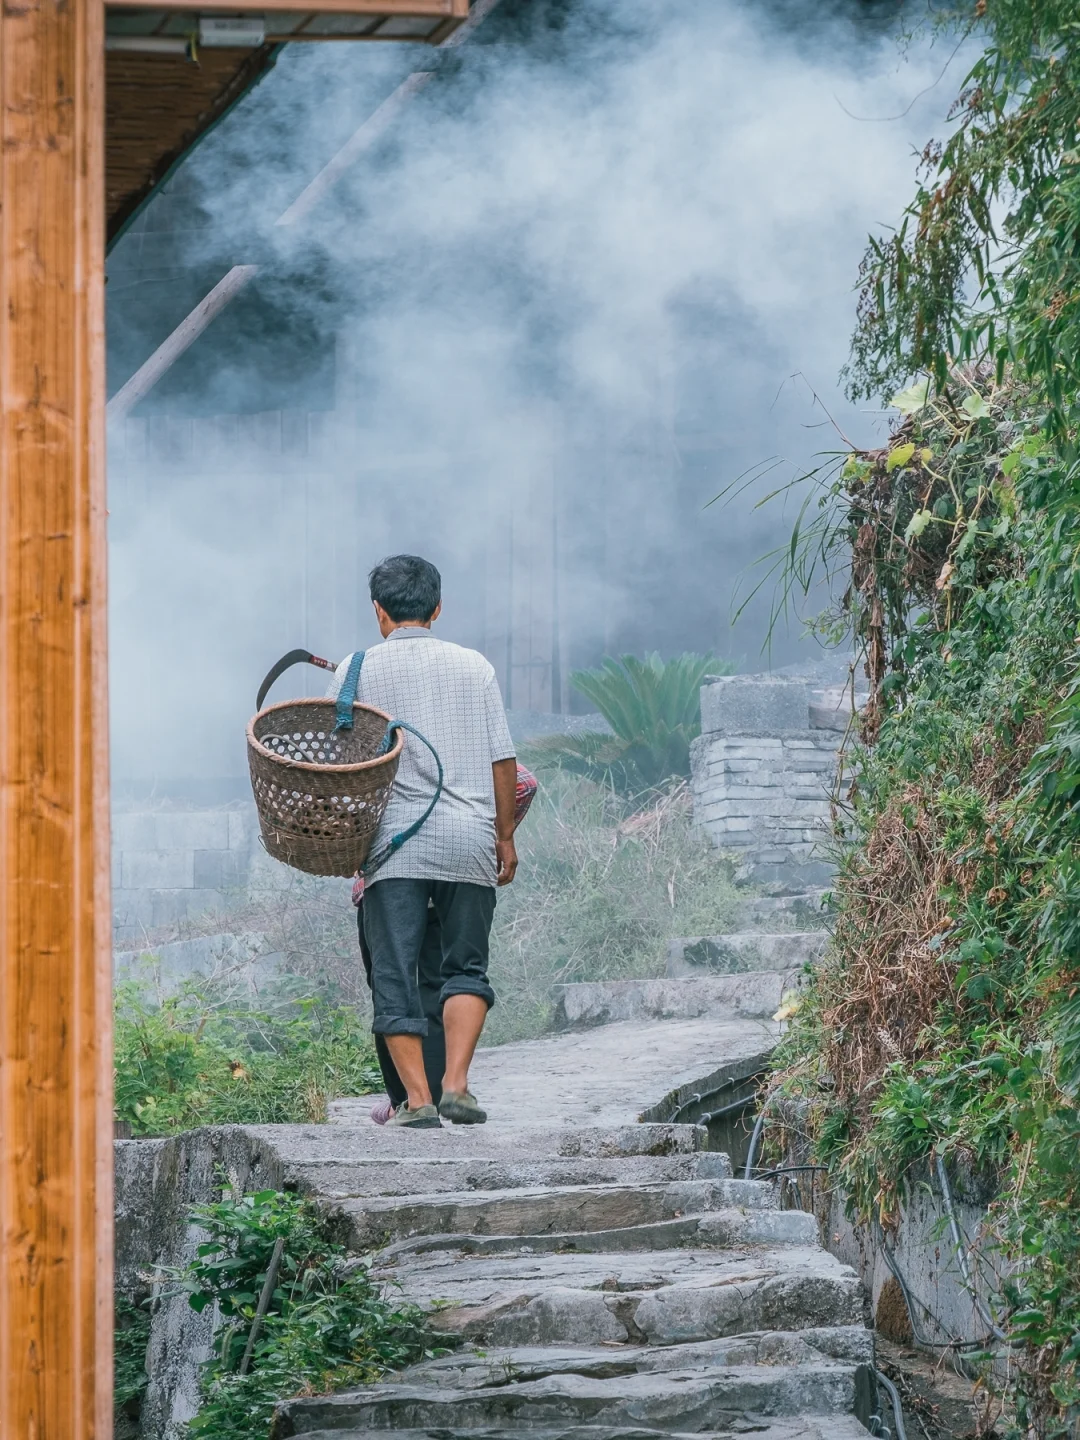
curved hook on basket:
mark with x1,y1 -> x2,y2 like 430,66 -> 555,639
256,649 -> 338,713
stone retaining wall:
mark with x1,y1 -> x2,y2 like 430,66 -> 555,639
824,1169 -> 1003,1351
115,1129 -> 283,1440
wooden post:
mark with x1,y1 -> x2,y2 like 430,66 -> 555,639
0,0 -> 112,1434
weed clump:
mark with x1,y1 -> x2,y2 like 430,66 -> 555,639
114,978 -> 381,1134
179,1188 -> 432,1439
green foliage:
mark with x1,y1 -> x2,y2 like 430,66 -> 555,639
770,380 -> 1080,1432
484,771 -> 743,1044
114,977 -> 381,1135
115,1295 -> 151,1412
846,2 -> 1080,442
777,7 -> 1080,1411
529,652 -> 731,795
179,1188 -> 431,1439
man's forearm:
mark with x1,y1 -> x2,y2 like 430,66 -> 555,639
492,757 -> 517,840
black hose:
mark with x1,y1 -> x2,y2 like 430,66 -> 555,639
743,1102 -> 770,1181
874,1217 -> 999,1354
742,1105 -> 1008,1358
698,1093 -> 757,1125
874,1369 -> 909,1440
934,1154 -> 1008,1343
670,1074 -> 740,1120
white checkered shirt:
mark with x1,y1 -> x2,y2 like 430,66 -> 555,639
327,629 -> 516,887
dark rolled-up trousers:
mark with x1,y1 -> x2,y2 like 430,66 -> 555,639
358,900 -> 444,1109
359,878 -> 497,1106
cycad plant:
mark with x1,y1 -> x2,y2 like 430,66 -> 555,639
529,652 -> 732,797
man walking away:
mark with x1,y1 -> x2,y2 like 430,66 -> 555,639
328,554 -> 517,1129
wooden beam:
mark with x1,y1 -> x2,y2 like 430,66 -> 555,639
108,0 -> 462,12
0,0 -> 112,1433
107,266 -> 259,418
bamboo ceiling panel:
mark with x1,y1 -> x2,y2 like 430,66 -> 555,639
106,48 -> 278,242
105,0 -> 468,243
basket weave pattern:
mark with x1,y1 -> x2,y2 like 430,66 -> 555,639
247,699 -> 404,878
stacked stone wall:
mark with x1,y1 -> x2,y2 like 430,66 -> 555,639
691,676 -> 849,893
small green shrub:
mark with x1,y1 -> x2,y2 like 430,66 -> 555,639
114,978 -> 381,1135
530,652 -> 731,795
179,1188 -> 431,1439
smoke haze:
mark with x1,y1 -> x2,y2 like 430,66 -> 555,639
107,0 -> 966,790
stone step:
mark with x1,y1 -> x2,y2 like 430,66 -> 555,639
372,1207 -> 818,1263
275,1359 -> 872,1434
288,1150 -> 731,1199
665,931 -> 827,978
743,890 -> 830,929
333,1179 -> 777,1250
290,1423 -> 871,1440
553,973 -> 788,1029
383,1327 -> 873,1388
316,1118 -> 708,1156
375,1244 -> 864,1348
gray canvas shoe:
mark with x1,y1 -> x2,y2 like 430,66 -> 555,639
439,1090 -> 487,1124
385,1103 -> 442,1129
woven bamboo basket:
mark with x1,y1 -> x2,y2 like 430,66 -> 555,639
246,698 -> 405,878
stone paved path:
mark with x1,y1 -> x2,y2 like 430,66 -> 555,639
259,947 -> 874,1439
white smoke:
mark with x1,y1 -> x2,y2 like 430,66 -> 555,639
107,0 -> 968,787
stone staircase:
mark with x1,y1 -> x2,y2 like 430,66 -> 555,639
263,928 -> 872,1440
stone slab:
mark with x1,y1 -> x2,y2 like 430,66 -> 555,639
554,974 -> 786,1028
467,1018 -> 780,1129
372,1207 -> 813,1264
386,1327 -> 874,1388
192,848 -> 250,889
114,930 -> 274,989
290,1421 -> 873,1440
741,892 -> 830,930
700,677 -> 811,736
374,1243 -> 855,1312
276,1361 -> 865,1434
311,1121 -> 709,1159
665,932 -> 827,979
119,848 -> 195,891
285,1152 -> 725,1198
333,1178 -> 774,1250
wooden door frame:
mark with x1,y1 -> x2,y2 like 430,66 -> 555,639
0,0 -> 112,1432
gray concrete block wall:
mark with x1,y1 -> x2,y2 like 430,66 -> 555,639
111,801 -> 285,944
691,676 -> 847,893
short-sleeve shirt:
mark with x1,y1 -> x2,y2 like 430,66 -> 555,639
327,628 -> 515,887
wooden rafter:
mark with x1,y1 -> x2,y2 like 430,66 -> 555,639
107,45 -> 281,244
105,0 -> 471,240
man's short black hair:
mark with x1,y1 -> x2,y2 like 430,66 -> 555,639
369,554 -> 442,623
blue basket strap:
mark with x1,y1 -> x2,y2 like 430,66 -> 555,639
334,650 -> 365,732
362,720 -> 444,878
